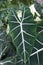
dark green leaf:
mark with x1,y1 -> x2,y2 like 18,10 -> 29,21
8,6 -> 37,63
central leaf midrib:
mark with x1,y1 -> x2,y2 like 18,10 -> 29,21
20,22 -> 26,63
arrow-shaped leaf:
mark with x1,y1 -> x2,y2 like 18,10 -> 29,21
8,6 -> 37,63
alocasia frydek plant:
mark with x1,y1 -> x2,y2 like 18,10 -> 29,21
0,0 -> 43,65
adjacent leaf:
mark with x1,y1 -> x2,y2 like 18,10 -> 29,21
0,56 -> 16,65
0,27 -> 6,59
0,27 -> 12,60
30,29 -> 43,65
8,6 -> 37,63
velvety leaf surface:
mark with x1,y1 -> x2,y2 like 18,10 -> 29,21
8,6 -> 37,63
